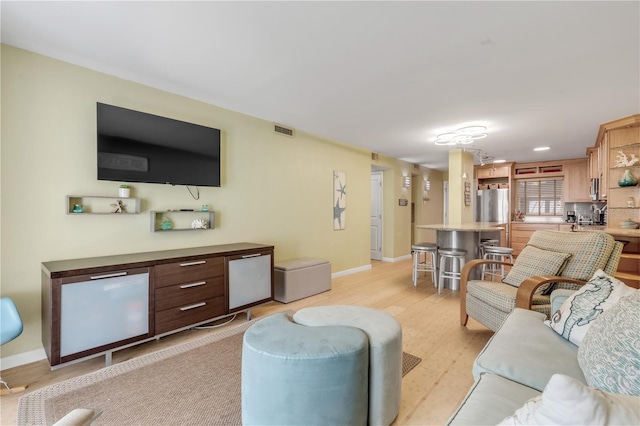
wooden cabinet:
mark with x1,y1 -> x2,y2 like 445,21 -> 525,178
600,118 -> 640,228
42,243 -> 274,367
613,235 -> 640,289
587,147 -> 599,180
564,159 -> 592,202
154,257 -> 225,334
589,114 -> 640,288
476,165 -> 511,179
513,162 -> 563,178
510,223 -> 566,257
42,266 -> 154,366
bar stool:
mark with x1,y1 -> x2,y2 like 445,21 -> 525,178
479,239 -> 499,258
411,242 -> 438,287
438,248 -> 467,294
482,246 -> 514,281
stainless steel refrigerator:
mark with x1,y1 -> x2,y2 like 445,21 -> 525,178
475,187 -> 510,240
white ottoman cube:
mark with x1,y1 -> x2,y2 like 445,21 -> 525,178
274,258 -> 331,303
293,305 -> 403,426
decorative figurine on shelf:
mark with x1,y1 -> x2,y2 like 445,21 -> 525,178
614,150 -> 639,168
201,204 -> 209,212
110,199 -> 127,213
618,169 -> 639,187
72,204 -> 83,213
191,219 -> 208,229
161,217 -> 173,230
118,184 -> 131,198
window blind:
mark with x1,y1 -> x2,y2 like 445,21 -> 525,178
516,178 -> 564,216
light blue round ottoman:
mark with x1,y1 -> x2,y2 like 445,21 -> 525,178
293,305 -> 403,426
241,312 -> 369,426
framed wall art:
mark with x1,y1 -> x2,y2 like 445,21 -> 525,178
333,170 -> 346,230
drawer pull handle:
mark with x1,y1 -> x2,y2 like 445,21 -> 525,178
180,281 -> 206,289
179,260 -> 206,267
90,272 -> 128,280
242,253 -> 262,258
180,302 -> 206,311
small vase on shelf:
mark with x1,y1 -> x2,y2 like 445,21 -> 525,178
618,169 -> 638,187
119,184 -> 131,198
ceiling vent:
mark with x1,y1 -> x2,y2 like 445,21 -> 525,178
274,124 -> 295,137
371,152 -> 379,161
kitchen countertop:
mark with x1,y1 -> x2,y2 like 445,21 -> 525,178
604,228 -> 640,238
417,222 -> 506,232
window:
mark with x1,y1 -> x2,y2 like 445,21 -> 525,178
516,178 -> 564,216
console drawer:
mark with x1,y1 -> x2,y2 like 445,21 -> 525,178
154,256 -> 224,288
155,296 -> 225,335
155,276 -> 224,311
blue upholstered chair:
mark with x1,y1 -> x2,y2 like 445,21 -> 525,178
1,297 -> 27,394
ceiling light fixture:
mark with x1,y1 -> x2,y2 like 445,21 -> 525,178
434,125 -> 488,145
534,146 -> 550,151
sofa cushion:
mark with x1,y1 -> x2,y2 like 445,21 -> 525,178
502,245 -> 571,290
528,231 -> 616,281
447,373 -> 540,426
578,290 -> 640,396
473,308 -> 586,392
546,270 -> 635,346
498,374 -> 640,425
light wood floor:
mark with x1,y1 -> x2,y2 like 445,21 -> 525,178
0,259 -> 493,425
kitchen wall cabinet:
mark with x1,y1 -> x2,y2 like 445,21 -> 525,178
42,243 -> 274,367
598,117 -> 640,228
589,114 -> 640,288
564,159 -> 592,202
587,147 -> 599,180
475,164 -> 511,179
513,161 -> 563,178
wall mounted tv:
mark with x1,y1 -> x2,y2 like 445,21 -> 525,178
97,103 -> 221,187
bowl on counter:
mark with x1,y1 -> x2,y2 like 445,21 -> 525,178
619,219 -> 640,229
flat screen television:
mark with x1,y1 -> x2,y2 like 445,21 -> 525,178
97,103 -> 221,187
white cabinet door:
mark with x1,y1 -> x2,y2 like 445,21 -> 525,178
228,253 -> 272,310
60,270 -> 150,357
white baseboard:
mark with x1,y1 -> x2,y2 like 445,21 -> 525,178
331,264 -> 372,278
1,348 -> 48,370
382,254 -> 412,262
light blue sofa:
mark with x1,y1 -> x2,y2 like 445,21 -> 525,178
448,289 -> 639,425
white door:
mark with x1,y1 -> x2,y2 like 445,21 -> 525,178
371,172 -> 383,260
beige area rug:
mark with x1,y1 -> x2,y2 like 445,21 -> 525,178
18,318 -> 421,425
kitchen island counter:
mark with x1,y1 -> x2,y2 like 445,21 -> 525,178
418,222 -> 506,232
416,223 -> 506,287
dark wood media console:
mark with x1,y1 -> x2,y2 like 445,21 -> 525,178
41,242 -> 274,367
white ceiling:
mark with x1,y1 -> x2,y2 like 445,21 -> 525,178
2,1 -> 639,170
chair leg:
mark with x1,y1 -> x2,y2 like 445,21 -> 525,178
412,251 -> 418,286
438,256 -> 446,294
431,252 -> 438,286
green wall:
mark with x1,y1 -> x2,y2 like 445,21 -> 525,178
1,45 -> 443,364
1,45 -> 382,361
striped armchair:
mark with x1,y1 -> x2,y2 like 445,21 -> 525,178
460,231 -> 624,332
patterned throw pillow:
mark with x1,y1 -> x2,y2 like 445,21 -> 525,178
578,290 -> 640,396
498,374 -> 640,425
546,270 -> 635,346
502,245 -> 571,289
